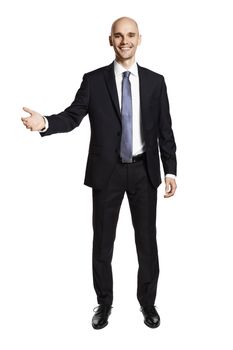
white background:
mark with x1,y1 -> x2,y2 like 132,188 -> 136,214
1,0 -> 233,348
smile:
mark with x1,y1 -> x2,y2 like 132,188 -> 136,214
119,47 -> 132,51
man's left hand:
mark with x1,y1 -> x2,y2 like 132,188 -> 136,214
164,177 -> 177,198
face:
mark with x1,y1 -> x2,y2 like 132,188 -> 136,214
109,18 -> 141,64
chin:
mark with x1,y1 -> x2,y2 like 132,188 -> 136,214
118,53 -> 133,60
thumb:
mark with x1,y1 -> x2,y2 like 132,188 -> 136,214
165,182 -> 170,193
23,106 -> 35,115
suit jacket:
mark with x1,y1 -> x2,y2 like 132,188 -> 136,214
41,62 -> 177,190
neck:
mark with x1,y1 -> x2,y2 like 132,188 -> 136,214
116,57 -> 135,69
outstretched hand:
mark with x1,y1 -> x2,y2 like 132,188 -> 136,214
164,177 -> 177,198
21,107 -> 45,131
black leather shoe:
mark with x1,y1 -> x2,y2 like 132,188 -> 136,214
92,304 -> 112,329
140,305 -> 160,328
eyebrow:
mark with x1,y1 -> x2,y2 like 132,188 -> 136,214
113,32 -> 136,36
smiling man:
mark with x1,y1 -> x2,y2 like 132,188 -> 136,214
110,17 -> 141,67
21,17 -> 177,329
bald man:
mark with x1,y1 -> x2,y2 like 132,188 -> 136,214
22,17 -> 177,329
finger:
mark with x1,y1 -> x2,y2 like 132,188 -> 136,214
164,192 -> 173,198
164,181 -> 175,198
24,121 -> 32,128
22,120 -> 30,127
22,117 -> 30,123
23,106 -> 34,115
164,184 -> 176,198
165,183 -> 170,193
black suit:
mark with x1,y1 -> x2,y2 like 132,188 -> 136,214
41,62 -> 177,306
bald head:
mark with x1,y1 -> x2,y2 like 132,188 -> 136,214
109,17 -> 141,68
111,17 -> 139,35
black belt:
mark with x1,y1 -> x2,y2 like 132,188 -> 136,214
119,152 -> 146,164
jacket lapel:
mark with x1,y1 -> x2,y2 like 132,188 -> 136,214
104,62 -> 151,126
137,64 -> 147,125
104,62 -> 121,121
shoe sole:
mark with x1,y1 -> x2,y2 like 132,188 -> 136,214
144,320 -> 160,328
92,321 -> 108,330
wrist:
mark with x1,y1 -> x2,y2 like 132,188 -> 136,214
165,174 -> 176,179
40,116 -> 48,132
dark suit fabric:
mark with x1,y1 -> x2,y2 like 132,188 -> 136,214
41,62 -> 177,306
92,159 -> 159,306
41,62 -> 177,189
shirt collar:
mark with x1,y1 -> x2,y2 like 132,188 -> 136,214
114,60 -> 138,77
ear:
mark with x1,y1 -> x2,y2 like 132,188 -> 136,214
109,35 -> 113,46
138,34 -> 142,46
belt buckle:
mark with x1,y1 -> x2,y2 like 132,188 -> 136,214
120,157 -> 133,164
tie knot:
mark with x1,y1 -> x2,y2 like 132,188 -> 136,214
123,71 -> 131,79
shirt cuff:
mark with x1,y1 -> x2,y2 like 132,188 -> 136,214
39,116 -> 49,132
165,174 -> 176,179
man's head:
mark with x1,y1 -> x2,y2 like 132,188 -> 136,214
109,17 -> 141,66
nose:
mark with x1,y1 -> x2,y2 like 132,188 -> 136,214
121,36 -> 128,45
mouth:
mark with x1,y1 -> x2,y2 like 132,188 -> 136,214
119,46 -> 133,51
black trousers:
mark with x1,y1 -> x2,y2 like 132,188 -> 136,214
92,156 -> 159,307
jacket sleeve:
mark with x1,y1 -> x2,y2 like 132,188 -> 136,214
158,76 -> 177,176
40,74 -> 89,137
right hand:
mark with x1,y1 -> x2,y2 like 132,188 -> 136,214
21,107 -> 45,131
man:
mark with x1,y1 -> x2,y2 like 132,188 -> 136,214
21,17 -> 177,329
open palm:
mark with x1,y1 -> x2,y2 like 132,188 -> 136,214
21,107 -> 45,131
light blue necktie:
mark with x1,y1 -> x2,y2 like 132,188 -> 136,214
120,71 -> 132,163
